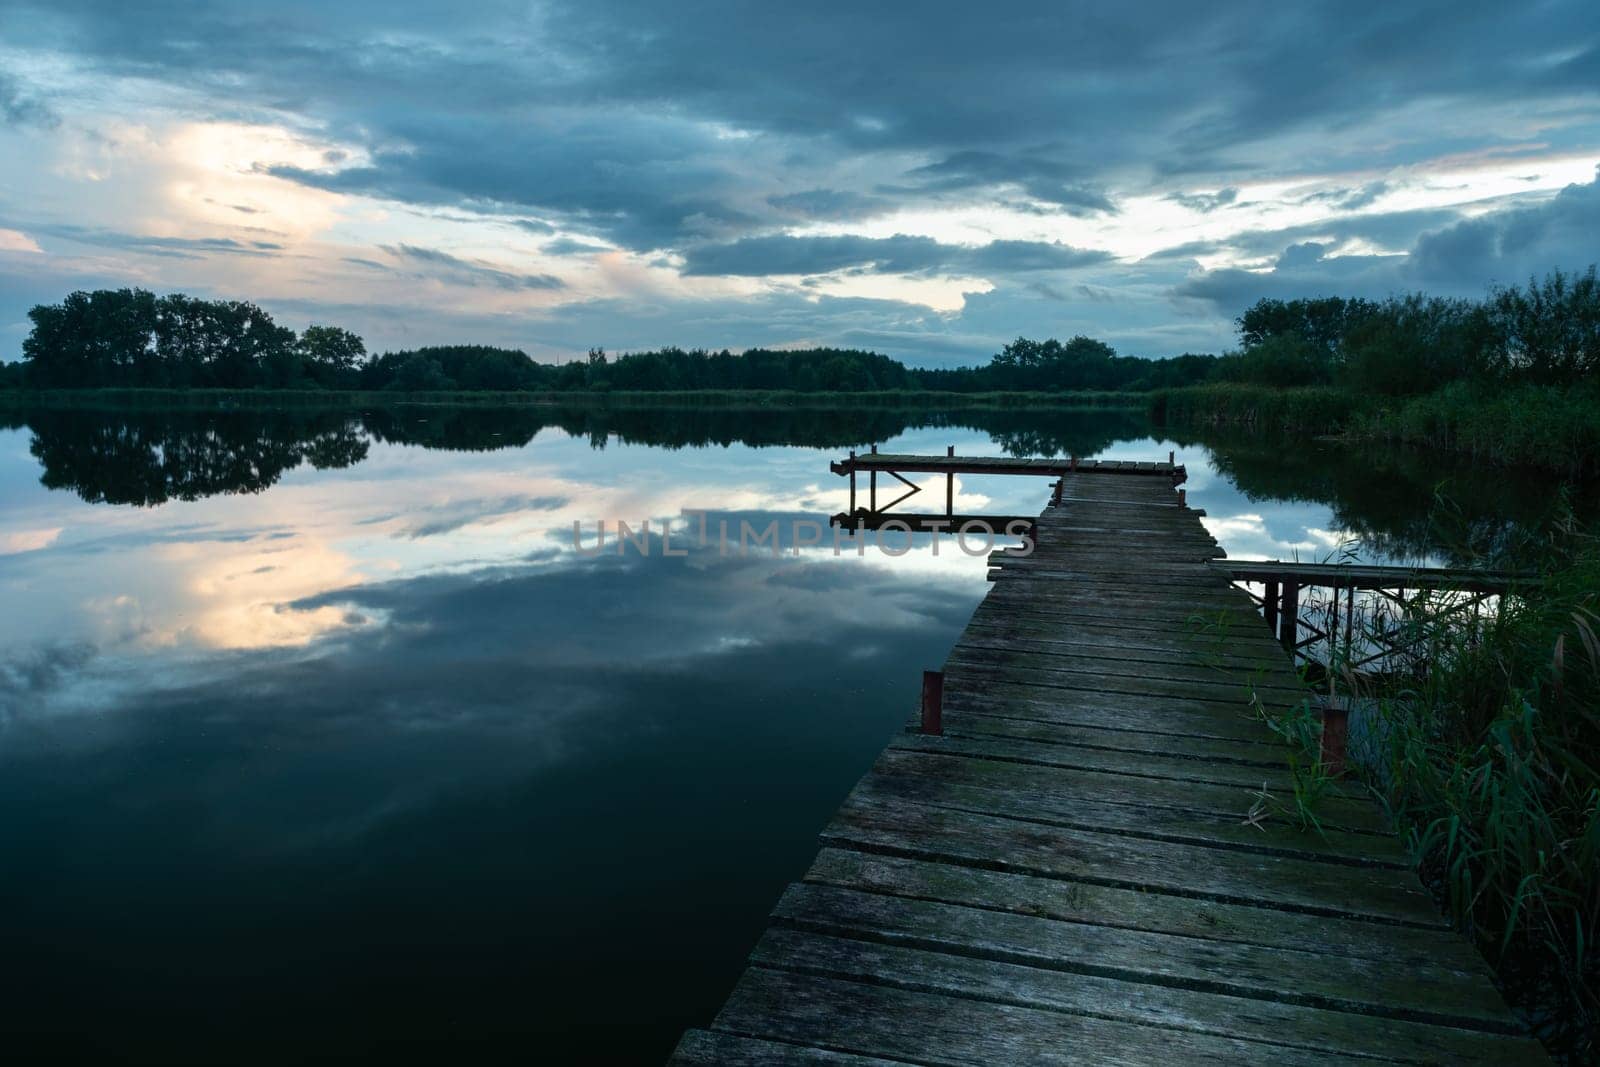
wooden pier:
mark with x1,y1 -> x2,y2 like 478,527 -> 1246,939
673,459 -> 1547,1065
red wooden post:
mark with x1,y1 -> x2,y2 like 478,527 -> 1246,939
921,671 -> 944,735
1177,488 -> 1186,506
1070,455 -> 1079,471
1320,699 -> 1348,777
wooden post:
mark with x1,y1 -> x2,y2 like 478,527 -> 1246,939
1070,455 -> 1078,471
1328,583 -> 1339,675
1051,478 -> 1063,506
1168,450 -> 1174,464
848,450 -> 856,515
1263,579 -> 1279,635
869,444 -> 877,512
1320,699 -> 1348,777
1177,488 -> 1186,506
1278,582 -> 1299,652
1344,585 -> 1356,659
920,670 -> 944,736
946,445 -> 954,516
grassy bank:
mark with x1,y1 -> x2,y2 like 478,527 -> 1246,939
1151,382 -> 1600,473
1337,528 -> 1598,1059
1147,383 -> 1363,434
0,386 -> 1147,412
1351,383 -> 1600,476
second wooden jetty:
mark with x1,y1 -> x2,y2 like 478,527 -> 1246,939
674,459 -> 1547,1065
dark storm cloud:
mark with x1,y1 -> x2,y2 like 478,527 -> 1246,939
1301,181 -> 1391,210
36,224 -> 284,259
680,234 -> 1110,277
1407,167 -> 1600,286
1144,203 -> 1469,264
1174,167 -> 1600,313
2,1 -> 1597,364
541,238 -> 610,257
7,1 -> 1597,254
1166,188 -> 1239,213
381,244 -> 564,291
766,189 -> 894,222
0,71 -> 57,128
900,152 -> 1117,215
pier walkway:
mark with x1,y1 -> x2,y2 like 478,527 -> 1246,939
672,463 -> 1546,1065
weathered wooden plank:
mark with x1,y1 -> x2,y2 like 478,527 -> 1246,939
892,728 -> 1372,808
946,648 -> 1307,698
823,789 -> 1443,925
941,677 -> 1310,724
941,692 -> 1288,746
802,849 -> 1491,971
868,753 -> 1408,866
771,884 -> 1515,1030
935,709 -> 1294,765
952,633 -> 1299,678
887,729 -> 1310,793
957,619 -> 1287,667
945,663 -> 1307,715
880,741 -> 1387,834
671,1029 -> 915,1065
748,929 -> 1547,1065
714,966 -> 1377,1066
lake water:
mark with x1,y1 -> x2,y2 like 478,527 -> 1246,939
0,405 -> 1580,1063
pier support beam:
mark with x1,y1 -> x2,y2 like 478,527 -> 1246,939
1278,582 -> 1300,653
869,444 -> 877,512
848,450 -> 857,516
946,445 -> 954,516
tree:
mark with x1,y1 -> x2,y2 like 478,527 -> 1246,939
297,325 -> 367,387
1487,267 -> 1600,385
22,288 -> 159,386
389,354 -> 455,391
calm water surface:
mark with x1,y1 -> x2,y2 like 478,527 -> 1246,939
0,406 -> 1572,1063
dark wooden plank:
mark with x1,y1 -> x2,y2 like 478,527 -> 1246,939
714,966 -> 1377,1066
748,929 -> 1547,1066
940,677 -> 1313,726
887,730 -> 1311,793
951,632 -> 1300,678
946,649 -> 1307,699
803,848 -> 1492,971
941,691 -> 1288,746
868,753 -> 1408,866
880,741 -> 1387,834
671,1029 -> 915,1065
771,884 -> 1516,1031
936,709 -> 1294,765
824,788 -> 1443,925
940,659 -> 1305,710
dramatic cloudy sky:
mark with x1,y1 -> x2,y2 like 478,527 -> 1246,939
1,2 -> 1597,365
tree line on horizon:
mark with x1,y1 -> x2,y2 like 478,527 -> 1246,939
5,267 -> 1596,396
